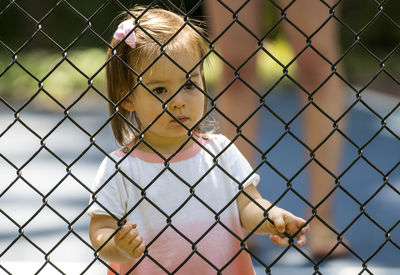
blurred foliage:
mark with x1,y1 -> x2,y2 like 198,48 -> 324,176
0,48 -> 106,107
0,0 -> 203,51
0,0 -> 399,105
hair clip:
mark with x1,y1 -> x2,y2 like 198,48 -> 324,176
114,18 -> 136,49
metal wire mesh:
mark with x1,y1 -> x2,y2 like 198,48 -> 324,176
1,0 -> 400,274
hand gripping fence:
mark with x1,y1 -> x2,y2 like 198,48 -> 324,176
1,0 -> 400,274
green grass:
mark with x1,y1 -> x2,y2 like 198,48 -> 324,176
0,48 -> 107,106
3,38 -> 394,110
0,38 -> 297,99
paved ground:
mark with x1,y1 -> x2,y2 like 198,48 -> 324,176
0,88 -> 399,274
247,88 -> 400,272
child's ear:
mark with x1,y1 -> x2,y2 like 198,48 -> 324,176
121,96 -> 135,112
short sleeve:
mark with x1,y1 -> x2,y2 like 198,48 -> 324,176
87,157 -> 128,219
214,135 -> 260,188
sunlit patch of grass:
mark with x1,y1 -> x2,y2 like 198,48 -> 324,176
0,39 -> 297,107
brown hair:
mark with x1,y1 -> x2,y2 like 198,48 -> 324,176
106,6 -> 210,146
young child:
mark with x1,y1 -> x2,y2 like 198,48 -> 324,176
88,6 -> 310,275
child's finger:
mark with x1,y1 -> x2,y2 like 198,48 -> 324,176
294,223 -> 309,246
302,224 -> 310,233
132,240 -> 146,258
269,234 -> 289,246
272,216 -> 286,233
297,225 -> 310,238
125,222 -> 137,229
128,232 -> 143,248
296,232 -> 307,247
124,228 -> 139,244
115,224 -> 135,240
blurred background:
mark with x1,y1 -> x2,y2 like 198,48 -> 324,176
1,0 -> 399,274
1,0 -> 399,105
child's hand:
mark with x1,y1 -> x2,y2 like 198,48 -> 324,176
267,207 -> 310,247
114,223 -> 146,259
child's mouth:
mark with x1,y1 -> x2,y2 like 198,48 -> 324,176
172,116 -> 189,123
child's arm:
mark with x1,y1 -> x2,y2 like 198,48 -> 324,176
89,214 -> 146,263
236,184 -> 310,247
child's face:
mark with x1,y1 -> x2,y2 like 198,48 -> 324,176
123,50 -> 205,143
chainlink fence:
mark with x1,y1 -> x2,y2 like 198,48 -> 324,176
1,0 -> 400,274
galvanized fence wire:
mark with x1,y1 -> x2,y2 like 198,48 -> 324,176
0,0 -> 400,274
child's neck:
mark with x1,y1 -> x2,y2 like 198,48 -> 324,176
135,134 -> 196,155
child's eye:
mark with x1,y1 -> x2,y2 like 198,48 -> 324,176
153,87 -> 167,95
184,81 -> 195,90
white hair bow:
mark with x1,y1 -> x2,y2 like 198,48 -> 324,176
114,19 -> 136,49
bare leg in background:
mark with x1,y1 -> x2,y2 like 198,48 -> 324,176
205,0 -> 347,257
205,0 -> 262,163
282,0 -> 347,257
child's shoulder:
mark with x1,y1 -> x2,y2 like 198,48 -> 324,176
202,133 -> 232,147
113,147 -> 129,158
96,148 -> 132,168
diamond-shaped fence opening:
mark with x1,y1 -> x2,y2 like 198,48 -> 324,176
1,0 -> 400,274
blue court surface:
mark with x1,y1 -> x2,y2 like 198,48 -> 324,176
246,88 -> 400,274
0,87 -> 399,274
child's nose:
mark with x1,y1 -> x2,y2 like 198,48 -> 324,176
170,91 -> 186,109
